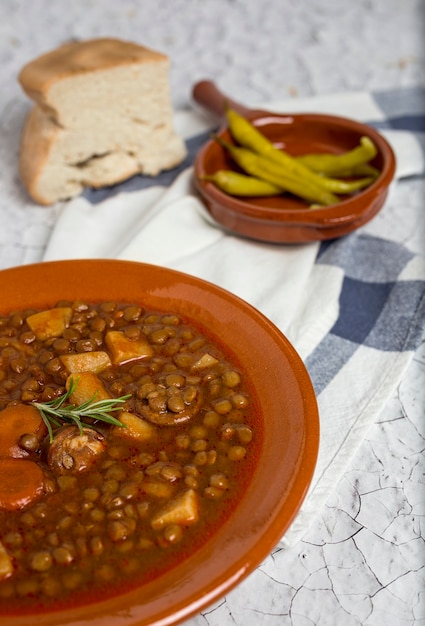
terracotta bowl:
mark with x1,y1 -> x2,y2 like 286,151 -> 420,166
193,81 -> 396,243
0,260 -> 319,626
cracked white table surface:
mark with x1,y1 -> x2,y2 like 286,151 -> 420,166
0,1 -> 424,624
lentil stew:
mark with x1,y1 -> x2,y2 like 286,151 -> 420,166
0,259 -> 319,626
0,299 -> 261,613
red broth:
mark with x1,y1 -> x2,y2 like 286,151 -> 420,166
0,300 -> 261,614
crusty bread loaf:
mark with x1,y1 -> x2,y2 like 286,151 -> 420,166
18,38 -> 187,205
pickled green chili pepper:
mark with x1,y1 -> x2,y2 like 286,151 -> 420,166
225,106 -> 279,157
296,137 -> 378,176
333,163 -> 380,179
225,107 -> 377,194
214,136 -> 339,206
201,170 -> 283,197
320,174 -> 374,193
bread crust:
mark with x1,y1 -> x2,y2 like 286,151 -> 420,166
19,38 -> 167,105
19,106 -> 61,205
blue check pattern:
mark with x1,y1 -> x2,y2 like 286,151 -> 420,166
310,234 -> 425,396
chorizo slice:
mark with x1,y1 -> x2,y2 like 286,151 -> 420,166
47,425 -> 106,475
135,376 -> 203,426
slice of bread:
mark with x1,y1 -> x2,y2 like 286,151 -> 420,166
18,38 -> 187,205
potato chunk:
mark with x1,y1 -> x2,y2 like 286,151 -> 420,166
66,372 -> 111,405
141,480 -> 175,500
112,411 -> 157,442
26,307 -> 72,340
60,351 -> 112,374
192,353 -> 219,370
105,331 -> 153,365
0,541 -> 13,580
151,489 -> 199,530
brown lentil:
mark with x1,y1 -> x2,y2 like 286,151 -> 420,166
214,399 -> 233,415
30,551 -> 53,572
163,524 -> 183,544
228,446 -> 247,461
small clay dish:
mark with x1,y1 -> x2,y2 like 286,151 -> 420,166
193,81 -> 396,243
0,259 -> 319,626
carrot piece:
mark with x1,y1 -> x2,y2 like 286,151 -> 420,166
0,458 -> 45,510
0,404 -> 48,458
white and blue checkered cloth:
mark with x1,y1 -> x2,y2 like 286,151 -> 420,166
43,86 -> 425,546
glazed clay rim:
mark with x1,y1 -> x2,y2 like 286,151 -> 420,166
0,259 -> 319,626
194,112 -> 396,227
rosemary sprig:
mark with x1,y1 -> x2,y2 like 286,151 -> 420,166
33,376 -> 130,442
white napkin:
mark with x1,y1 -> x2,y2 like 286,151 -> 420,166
42,90 -> 424,547
44,167 -> 343,358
